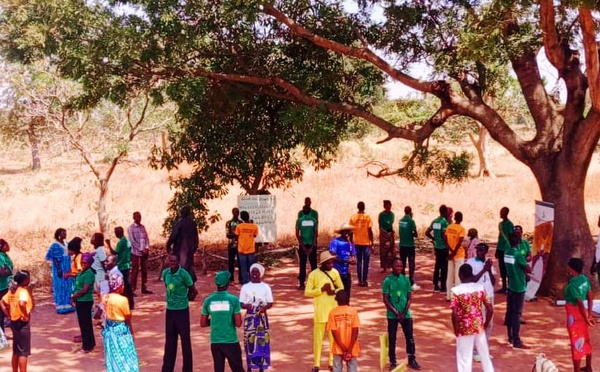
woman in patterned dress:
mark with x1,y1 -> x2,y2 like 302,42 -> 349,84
102,272 -> 139,372
45,228 -> 75,314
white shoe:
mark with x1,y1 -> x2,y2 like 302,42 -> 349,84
473,354 -> 481,363
412,283 -> 421,290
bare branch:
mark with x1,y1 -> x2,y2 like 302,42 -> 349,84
579,8 -> 600,109
539,0 -> 565,71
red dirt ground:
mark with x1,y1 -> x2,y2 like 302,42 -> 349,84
0,249 -> 594,372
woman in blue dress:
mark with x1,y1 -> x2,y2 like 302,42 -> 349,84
45,228 -> 75,314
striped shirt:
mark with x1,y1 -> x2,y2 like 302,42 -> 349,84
128,222 -> 149,257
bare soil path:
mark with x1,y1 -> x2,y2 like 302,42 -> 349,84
0,250 -> 591,372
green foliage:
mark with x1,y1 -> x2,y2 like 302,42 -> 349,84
397,146 -> 472,186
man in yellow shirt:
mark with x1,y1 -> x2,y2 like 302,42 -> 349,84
445,211 -> 466,301
235,211 -> 259,284
305,251 -> 344,372
349,202 -> 374,287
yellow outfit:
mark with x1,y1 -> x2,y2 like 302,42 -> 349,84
2,287 -> 33,321
102,293 -> 131,321
446,223 -> 466,300
349,213 -> 373,245
235,222 -> 259,254
305,268 -> 344,368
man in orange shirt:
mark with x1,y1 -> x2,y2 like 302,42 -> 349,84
349,202 -> 374,287
327,290 -> 360,372
445,211 -> 466,301
235,211 -> 259,284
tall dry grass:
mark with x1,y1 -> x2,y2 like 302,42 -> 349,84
3,134 -> 600,287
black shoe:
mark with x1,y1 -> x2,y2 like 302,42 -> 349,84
390,362 -> 397,369
440,287 -> 447,292
433,286 -> 441,292
520,320 -> 527,325
408,359 -> 421,370
513,343 -> 530,349
311,367 -> 319,372
141,289 -> 153,295
298,284 -> 305,290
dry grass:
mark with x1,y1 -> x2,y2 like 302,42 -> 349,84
3,134 -> 600,287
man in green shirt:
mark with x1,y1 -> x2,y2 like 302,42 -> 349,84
0,239 -> 13,332
426,205 -> 449,292
161,254 -> 194,372
382,258 -> 421,370
378,200 -> 395,273
399,206 -> 419,289
296,205 -> 319,290
201,271 -> 243,372
108,226 -> 134,309
496,207 -> 514,294
298,197 -> 319,221
504,233 -> 531,349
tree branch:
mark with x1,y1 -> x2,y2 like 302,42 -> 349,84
539,0 -> 565,71
579,7 -> 600,109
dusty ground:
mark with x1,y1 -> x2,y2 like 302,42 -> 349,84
0,249 -> 591,372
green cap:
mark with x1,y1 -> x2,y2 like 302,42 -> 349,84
215,271 -> 231,287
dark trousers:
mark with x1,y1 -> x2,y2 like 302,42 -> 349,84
356,245 -> 371,283
210,342 -> 244,372
121,268 -> 134,310
433,248 -> 448,289
387,317 -> 416,365
162,308 -> 193,372
340,273 -> 352,300
298,245 -> 317,286
0,289 -> 7,332
75,301 -> 95,351
496,250 -> 508,289
227,243 -> 241,283
505,290 -> 525,345
400,246 -> 416,285
130,254 -> 148,291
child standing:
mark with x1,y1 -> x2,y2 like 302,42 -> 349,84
1,270 -> 34,372
464,229 -> 480,260
327,290 -> 360,372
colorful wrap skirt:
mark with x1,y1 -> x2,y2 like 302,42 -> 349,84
244,310 -> 271,370
379,231 -> 395,269
566,303 -> 592,361
51,255 -> 75,314
102,319 -> 140,372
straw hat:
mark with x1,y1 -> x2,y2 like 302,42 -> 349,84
318,251 -> 336,265
334,223 -> 356,234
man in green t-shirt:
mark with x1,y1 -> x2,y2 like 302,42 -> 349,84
504,233 -> 531,349
426,205 -> 449,292
399,206 -> 419,289
0,239 -> 13,332
108,226 -> 134,310
296,205 -> 319,290
161,254 -> 194,372
496,207 -> 514,294
382,258 -> 421,370
201,271 -> 243,372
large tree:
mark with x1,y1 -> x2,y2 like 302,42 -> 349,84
2,0 -> 599,293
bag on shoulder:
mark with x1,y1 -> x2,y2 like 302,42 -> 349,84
532,353 -> 558,372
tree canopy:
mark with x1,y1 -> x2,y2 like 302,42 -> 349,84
3,0 -> 600,292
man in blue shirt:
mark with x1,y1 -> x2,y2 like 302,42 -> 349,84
329,223 -> 356,300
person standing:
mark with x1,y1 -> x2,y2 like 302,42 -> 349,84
161,254 -> 194,372
201,271 -> 244,372
235,211 -> 259,285
591,215 -> 600,285
445,212 -> 467,301
102,273 -> 140,372
504,233 -> 531,349
565,258 -> 594,372
71,253 -> 96,353
45,228 -> 75,314
107,226 -> 134,310
399,206 -> 419,289
128,211 -> 153,295
90,232 -> 108,287
327,290 -> 360,372
349,201 -> 374,287
166,205 -> 199,300
426,205 -> 449,292
464,229 -> 480,260
0,239 -> 13,333
226,208 -> 243,284
496,207 -> 514,294
466,243 -> 496,362
305,251 -> 344,372
382,258 -> 421,370
239,264 -> 273,372
378,200 -> 395,273
329,223 -> 356,300
513,226 -> 532,262
298,197 -> 319,221
451,264 -> 494,372
1,270 -> 34,372
296,205 -> 318,290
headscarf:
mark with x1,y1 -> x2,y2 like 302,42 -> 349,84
108,273 -> 124,293
215,271 -> 231,287
82,252 -> 95,265
249,263 -> 265,278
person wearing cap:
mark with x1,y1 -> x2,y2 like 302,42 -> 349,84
201,271 -> 244,372
101,272 -> 139,372
349,201 -> 374,287
296,205 -> 319,290
305,251 -> 344,372
239,263 -> 273,372
564,257 -> 594,372
329,223 -> 356,300
71,252 -> 96,353
161,254 -> 194,372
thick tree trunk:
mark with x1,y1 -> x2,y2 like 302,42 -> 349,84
27,119 -> 41,171
535,161 -> 594,296
98,179 -> 109,235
